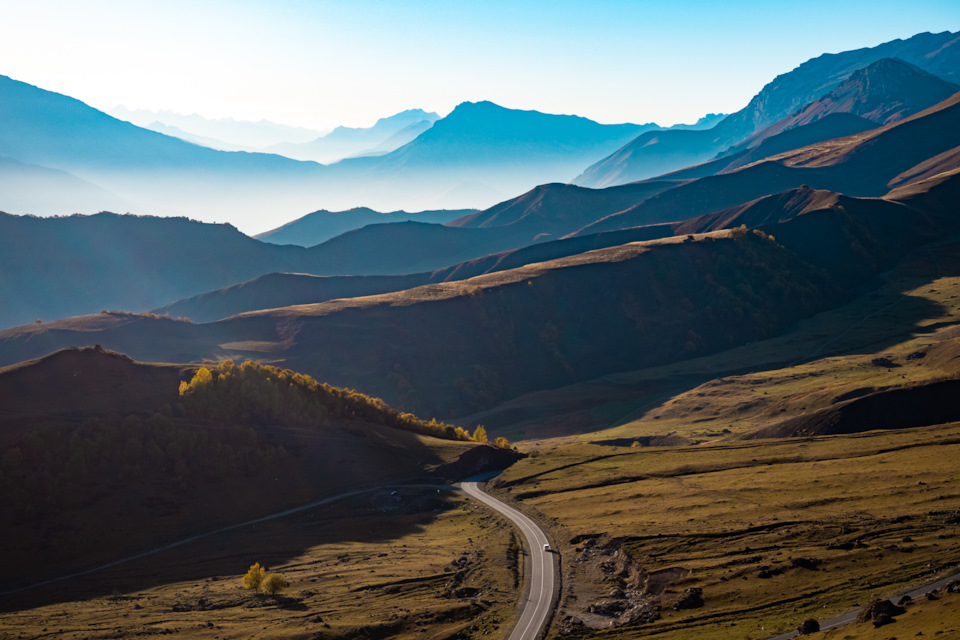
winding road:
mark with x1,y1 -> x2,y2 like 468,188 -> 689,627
461,480 -> 557,640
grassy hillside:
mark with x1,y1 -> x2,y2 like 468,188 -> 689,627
0,348 -> 509,598
1,487 -> 521,640
480,244 -> 960,636
492,425 -> 960,640
153,225 -> 679,323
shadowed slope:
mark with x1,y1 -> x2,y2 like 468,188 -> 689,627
0,347 -> 502,604
658,113 -> 879,181
154,272 -> 432,324
154,224 -> 679,323
449,181 -> 677,243
573,91 -> 960,236
733,57 -> 959,151
0,232 -> 839,419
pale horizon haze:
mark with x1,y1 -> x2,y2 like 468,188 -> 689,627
2,0 -> 959,132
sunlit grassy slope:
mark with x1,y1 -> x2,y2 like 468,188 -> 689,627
494,425 -> 960,639
486,251 -> 960,639
0,488 -> 521,640
474,234 -> 960,443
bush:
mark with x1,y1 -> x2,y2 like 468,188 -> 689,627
261,573 -> 289,596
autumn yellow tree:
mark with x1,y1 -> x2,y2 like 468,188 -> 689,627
242,562 -> 266,591
472,425 -> 488,443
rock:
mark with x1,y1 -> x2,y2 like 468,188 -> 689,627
609,588 -> 625,599
673,587 -> 704,610
873,612 -> 894,627
586,600 -> 627,616
856,598 -> 905,624
797,618 -> 820,634
898,594 -> 912,606
559,616 -> 585,635
791,557 -> 820,570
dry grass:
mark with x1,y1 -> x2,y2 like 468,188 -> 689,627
821,587 -> 960,638
494,424 -> 960,639
0,488 -> 520,640
238,230 -> 735,319
546,261 -> 960,445
464,249 -> 960,445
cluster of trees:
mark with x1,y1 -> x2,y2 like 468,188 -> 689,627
178,360 -> 504,446
242,562 -> 289,596
0,412 -> 288,521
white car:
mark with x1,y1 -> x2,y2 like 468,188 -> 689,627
543,544 -> 551,552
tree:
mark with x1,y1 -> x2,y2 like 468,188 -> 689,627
242,562 -> 266,591
261,573 -> 289,596
494,436 -> 510,449
472,425 -> 488,443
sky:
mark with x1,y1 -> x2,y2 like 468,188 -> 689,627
1,0 -> 959,131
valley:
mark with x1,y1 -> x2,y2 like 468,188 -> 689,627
3,23 -> 960,640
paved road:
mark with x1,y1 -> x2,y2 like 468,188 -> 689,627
461,480 -> 557,640
766,567 -> 960,639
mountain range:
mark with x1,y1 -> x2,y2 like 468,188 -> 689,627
267,109 -> 440,163
256,206 -> 477,246
575,30 -> 960,188
2,29 -> 960,422
8,27 -> 960,640
5,49 -> 960,330
108,106 -> 327,150
0,82 -> 661,227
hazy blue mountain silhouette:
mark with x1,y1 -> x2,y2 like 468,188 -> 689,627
0,156 -> 136,214
0,74 -> 328,230
317,101 -> 659,209
256,206 -> 478,246
109,106 -> 325,149
268,109 -> 440,163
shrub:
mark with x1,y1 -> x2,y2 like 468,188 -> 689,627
261,573 -> 289,596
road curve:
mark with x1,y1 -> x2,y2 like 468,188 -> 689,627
461,480 -> 557,640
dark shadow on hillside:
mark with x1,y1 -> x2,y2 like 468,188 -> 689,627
472,244 -> 959,443
0,485 -> 464,613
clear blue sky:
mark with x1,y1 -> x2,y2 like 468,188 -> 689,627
2,0 -> 958,129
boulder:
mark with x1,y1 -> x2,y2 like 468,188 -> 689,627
856,598 -> 905,624
797,618 -> 820,634
673,587 -> 704,610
